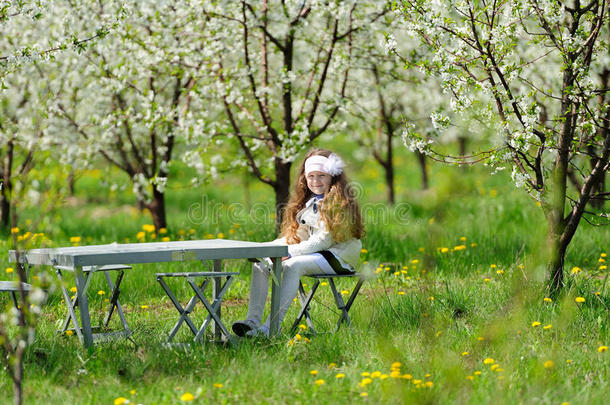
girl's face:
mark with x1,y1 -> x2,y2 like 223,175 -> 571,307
306,171 -> 332,195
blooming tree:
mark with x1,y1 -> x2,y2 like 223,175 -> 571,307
46,1 -> 212,231
398,0 -> 609,292
190,0 -> 389,224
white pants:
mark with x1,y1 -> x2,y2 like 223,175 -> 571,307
246,254 -> 335,330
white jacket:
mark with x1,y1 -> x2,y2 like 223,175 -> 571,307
282,197 -> 362,269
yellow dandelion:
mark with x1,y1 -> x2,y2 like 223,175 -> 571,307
490,364 -> 499,371
543,297 -> 553,303
471,243 -> 478,247
161,237 -> 170,242
428,296 -> 435,301
571,267 -> 582,274
391,361 -> 402,368
440,247 -> 449,253
460,236 -> 467,241
543,324 -> 552,330
11,227 -> 19,234
477,337 -> 485,341
341,290 -> 349,296
466,375 -> 474,380
598,346 -> 608,353
531,321 -> 541,327
141,305 -> 149,309
483,278 -> 491,282
490,264 -> 497,269
114,397 -> 129,405
361,372 -> 370,377
328,362 -> 337,369
424,381 -> 433,388
599,265 -> 607,270
543,360 -> 554,369
65,330 -> 74,336
213,383 -> 223,388
136,231 -> 146,240
361,248 -> 368,254
575,297 -> 585,303
320,281 -> 328,286
217,233 -> 224,239
314,379 -> 325,386
483,358 -> 495,365
159,228 -> 167,234
299,324 -> 307,331
496,270 -> 504,275
371,371 -> 382,378
601,253 -> 607,258
461,351 -> 469,356
412,379 -> 422,385
398,291 -> 405,295
360,393 -> 368,397
5,267 -> 14,274
360,378 -> 372,387
390,371 -> 401,378
97,290 -> 105,295
189,229 -> 195,234
418,247 -> 425,252
474,371 -> 481,375
70,236 -> 82,243
566,359 -> 572,364
402,373 -> 413,379
130,390 -> 136,395
180,392 -> 195,401
310,370 -> 319,376
336,373 -> 345,379
599,258 -> 606,263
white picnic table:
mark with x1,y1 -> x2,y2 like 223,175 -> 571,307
8,239 -> 288,347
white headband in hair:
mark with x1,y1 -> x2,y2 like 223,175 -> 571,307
304,153 -> 345,176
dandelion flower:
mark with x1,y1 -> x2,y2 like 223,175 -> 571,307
161,237 -> 170,242
391,361 -> 402,368
543,324 -> 552,330
11,227 -> 19,234
141,305 -> 149,309
461,352 -> 469,356
390,371 -> 401,378
490,364 -> 499,371
483,358 -> 495,365
97,290 -> 105,295
398,291 -> 405,295
490,264 -> 497,269
65,330 -> 74,336
361,371 -> 370,377
328,362 -> 336,369
114,398 -> 129,405
361,248 -> 368,254
474,371 -> 481,375
575,297 -> 585,303
70,236 -> 82,243
320,281 -> 328,286
309,370 -> 318,376
299,324 -> 307,331
599,265 -> 607,270
213,383 -> 223,388
440,247 -> 449,253
402,374 -> 413,380
543,360 -> 554,369
371,371 -> 382,378
314,379 -> 325,386
425,381 -> 433,388
180,392 -> 195,401
543,297 -> 553,303
360,392 -> 368,397
571,267 -> 582,274
483,278 -> 491,282
466,375 -> 474,380
598,346 -> 608,353
477,337 -> 485,341
531,321 -> 541,327
5,267 -> 14,273
336,373 -> 345,379
130,390 -> 136,395
360,378 -> 372,387
217,233 -> 224,239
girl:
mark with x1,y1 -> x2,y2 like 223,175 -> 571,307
232,148 -> 364,337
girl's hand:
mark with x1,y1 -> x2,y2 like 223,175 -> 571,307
281,256 -> 290,261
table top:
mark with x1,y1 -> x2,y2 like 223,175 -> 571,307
8,239 -> 288,269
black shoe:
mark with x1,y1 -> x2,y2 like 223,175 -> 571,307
232,319 -> 258,337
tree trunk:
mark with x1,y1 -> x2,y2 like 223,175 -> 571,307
0,185 -> 9,229
67,169 -> 76,196
384,163 -> 395,205
146,188 -> 167,232
416,151 -> 429,190
547,217 -> 567,295
274,159 -> 292,231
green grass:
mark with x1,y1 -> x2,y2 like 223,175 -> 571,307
0,147 -> 608,404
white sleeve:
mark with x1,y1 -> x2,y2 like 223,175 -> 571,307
287,223 -> 333,257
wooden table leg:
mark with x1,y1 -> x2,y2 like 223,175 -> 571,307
212,259 -> 222,341
75,266 -> 94,347
269,257 -> 282,336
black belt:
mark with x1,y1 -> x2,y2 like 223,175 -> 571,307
318,250 -> 354,275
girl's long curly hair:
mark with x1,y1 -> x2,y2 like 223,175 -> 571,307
280,148 -> 364,244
